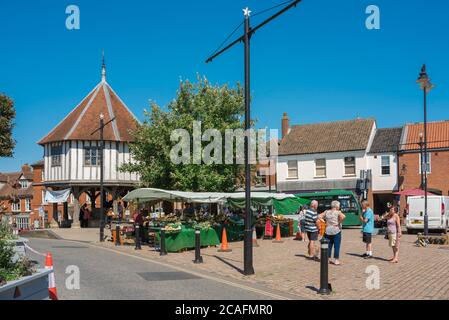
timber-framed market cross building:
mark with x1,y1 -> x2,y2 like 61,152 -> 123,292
36,62 -> 140,227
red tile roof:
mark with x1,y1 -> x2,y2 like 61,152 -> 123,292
401,121 -> 449,151
38,78 -> 139,145
0,172 -> 33,200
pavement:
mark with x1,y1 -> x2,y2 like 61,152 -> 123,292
23,227 -> 449,300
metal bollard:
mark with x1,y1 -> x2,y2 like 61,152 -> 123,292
160,226 -> 167,256
194,228 -> 203,264
318,237 -> 331,295
135,225 -> 142,250
424,214 -> 429,236
115,224 -> 121,246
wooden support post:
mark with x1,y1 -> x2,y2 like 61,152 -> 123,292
71,187 -> 81,228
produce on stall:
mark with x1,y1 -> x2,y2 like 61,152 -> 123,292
120,188 -> 307,251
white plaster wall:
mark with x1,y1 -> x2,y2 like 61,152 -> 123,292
277,150 -> 368,182
367,152 -> 398,191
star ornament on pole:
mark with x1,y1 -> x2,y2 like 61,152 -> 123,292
416,64 -> 434,92
243,7 -> 251,17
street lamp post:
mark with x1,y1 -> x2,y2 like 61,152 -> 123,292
205,0 -> 302,276
99,113 -> 105,242
416,64 -> 434,236
418,133 -> 424,190
91,113 -> 116,242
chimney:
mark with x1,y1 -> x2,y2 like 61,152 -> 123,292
21,164 -> 32,173
281,112 -> 290,139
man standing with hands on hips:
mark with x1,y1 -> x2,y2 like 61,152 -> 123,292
360,201 -> 374,259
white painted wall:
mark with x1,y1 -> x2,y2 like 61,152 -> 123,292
43,141 -> 139,183
277,150 -> 368,182
367,153 -> 398,191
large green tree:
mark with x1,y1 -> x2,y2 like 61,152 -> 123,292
122,76 -> 251,192
0,94 -> 16,158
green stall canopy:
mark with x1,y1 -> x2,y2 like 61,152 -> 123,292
225,193 -> 310,215
123,188 -> 300,210
273,197 -> 311,215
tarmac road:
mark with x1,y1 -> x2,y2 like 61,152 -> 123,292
25,237 -> 282,300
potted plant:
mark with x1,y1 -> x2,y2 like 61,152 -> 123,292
0,223 -> 52,300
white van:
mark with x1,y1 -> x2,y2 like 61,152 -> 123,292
406,196 -> 449,233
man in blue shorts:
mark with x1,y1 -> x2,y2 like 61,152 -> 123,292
360,200 -> 374,259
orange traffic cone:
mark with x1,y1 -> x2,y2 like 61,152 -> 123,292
252,227 -> 259,247
273,223 -> 284,243
218,226 -> 232,252
45,252 -> 58,300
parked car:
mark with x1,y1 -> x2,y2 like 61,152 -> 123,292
406,196 -> 449,234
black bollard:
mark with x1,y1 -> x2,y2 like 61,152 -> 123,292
318,238 -> 331,295
115,224 -> 121,246
194,228 -> 203,264
160,226 -> 167,256
135,224 -> 142,250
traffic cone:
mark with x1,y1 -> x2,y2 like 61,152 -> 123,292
264,218 -> 273,239
218,226 -> 232,252
273,223 -> 284,243
45,252 -> 58,300
252,227 -> 259,247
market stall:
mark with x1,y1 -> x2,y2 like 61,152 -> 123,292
121,188 -> 308,250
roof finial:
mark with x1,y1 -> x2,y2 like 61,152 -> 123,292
101,50 -> 106,82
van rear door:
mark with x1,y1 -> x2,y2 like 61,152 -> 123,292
407,196 -> 444,229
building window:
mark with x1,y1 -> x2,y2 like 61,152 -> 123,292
42,190 -> 48,204
315,159 -> 326,177
16,215 -> 30,230
25,198 -> 31,212
381,156 -> 391,175
344,157 -> 356,176
12,201 -> 21,212
84,147 -> 101,166
19,180 -> 29,189
255,169 -> 267,186
287,160 -> 298,179
419,152 -> 431,174
51,145 -> 62,167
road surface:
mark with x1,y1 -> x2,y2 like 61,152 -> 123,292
25,238 -> 279,300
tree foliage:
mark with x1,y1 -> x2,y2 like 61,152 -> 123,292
0,94 -> 16,158
122,76 -> 251,192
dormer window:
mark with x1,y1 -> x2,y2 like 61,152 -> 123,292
19,180 -> 29,189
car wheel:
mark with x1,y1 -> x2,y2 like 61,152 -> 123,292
407,228 -> 415,235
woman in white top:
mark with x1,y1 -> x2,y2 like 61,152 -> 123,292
318,200 -> 346,265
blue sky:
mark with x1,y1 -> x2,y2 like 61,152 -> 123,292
1,0 -> 448,171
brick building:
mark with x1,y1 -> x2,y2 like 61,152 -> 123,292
0,165 -> 35,229
398,120 -> 449,213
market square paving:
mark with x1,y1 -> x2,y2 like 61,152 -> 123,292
93,228 -> 449,300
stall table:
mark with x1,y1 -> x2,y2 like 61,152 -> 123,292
151,225 -> 220,253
